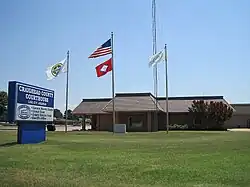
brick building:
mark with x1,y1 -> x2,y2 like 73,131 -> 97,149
72,92 -> 249,131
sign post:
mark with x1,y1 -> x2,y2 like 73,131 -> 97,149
8,81 -> 54,144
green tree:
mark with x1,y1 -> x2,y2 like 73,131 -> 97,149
72,114 -> 79,121
64,109 -> 73,120
188,100 -> 233,129
0,91 -> 8,121
54,109 -> 63,119
188,100 -> 209,129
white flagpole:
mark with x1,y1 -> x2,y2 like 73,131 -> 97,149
164,44 -> 169,134
111,32 -> 116,132
65,50 -> 69,133
152,0 -> 158,131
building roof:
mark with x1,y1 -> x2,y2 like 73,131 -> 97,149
73,98 -> 110,115
231,104 -> 250,115
72,93 -> 234,115
102,93 -> 164,112
158,96 -> 234,112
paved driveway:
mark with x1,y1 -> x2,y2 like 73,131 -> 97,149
0,125 -> 84,132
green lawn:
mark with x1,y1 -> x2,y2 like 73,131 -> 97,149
0,131 -> 250,187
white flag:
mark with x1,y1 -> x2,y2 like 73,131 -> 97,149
46,58 -> 67,80
148,50 -> 166,67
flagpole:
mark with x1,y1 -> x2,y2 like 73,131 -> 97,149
152,0 -> 158,131
65,50 -> 69,133
164,44 -> 169,134
111,32 -> 116,132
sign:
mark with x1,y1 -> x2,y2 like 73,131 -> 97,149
113,124 -> 126,134
8,81 -> 54,122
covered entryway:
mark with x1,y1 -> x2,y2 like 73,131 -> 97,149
101,93 -> 165,132
116,111 -> 161,132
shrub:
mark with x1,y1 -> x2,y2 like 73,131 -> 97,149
169,124 -> 189,130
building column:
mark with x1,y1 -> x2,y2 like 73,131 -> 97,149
96,114 -> 100,131
147,112 -> 152,132
116,112 -> 119,124
81,115 -> 86,131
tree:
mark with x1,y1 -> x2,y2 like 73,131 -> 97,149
188,100 -> 209,129
208,101 -> 233,127
54,109 -> 63,119
64,109 -> 73,120
0,91 -> 8,121
72,114 -> 79,121
188,100 -> 233,129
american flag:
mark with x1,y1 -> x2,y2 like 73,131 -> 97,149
88,39 -> 112,58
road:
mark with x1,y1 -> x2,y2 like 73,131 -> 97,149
0,125 -> 88,132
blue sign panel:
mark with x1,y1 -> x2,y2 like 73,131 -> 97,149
16,84 -> 54,107
8,81 -> 55,122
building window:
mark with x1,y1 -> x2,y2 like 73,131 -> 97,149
128,116 -> 132,127
194,118 -> 201,125
127,116 -> 143,128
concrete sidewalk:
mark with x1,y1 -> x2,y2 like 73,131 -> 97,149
227,128 -> 250,132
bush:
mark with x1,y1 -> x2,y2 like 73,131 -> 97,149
168,123 -> 226,131
169,124 -> 189,130
47,124 -> 56,131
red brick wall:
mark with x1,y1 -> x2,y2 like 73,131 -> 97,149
98,114 -> 113,131
95,112 -> 154,132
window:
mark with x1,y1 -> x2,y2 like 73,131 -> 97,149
128,116 -> 132,127
194,118 -> 201,125
127,116 -> 143,128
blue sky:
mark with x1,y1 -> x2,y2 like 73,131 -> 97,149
0,0 -> 250,112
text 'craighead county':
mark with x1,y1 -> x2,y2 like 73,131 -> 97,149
18,85 -> 54,105
18,86 -> 54,98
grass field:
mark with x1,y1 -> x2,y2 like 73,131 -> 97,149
0,131 -> 250,187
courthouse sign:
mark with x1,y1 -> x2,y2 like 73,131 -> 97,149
8,81 -> 54,122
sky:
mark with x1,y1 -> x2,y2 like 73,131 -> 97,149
0,0 -> 250,112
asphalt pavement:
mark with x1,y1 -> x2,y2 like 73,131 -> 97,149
0,125 -> 87,131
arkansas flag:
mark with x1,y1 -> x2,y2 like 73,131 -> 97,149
95,58 -> 112,77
